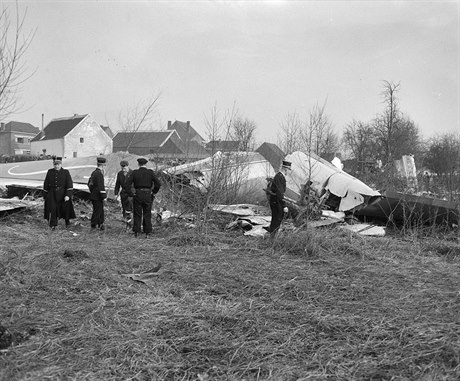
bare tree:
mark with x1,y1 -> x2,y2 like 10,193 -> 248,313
118,94 -> 161,152
204,102 -> 238,155
342,119 -> 377,163
424,132 -> 460,175
277,112 -> 302,154
372,81 -> 423,164
0,2 -> 35,120
230,116 -> 256,152
301,100 -> 339,157
373,80 -> 401,164
423,132 -> 460,201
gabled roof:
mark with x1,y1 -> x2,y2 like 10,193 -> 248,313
1,121 -> 40,134
168,120 -> 204,142
31,115 -> 87,142
113,130 -> 177,150
100,125 -> 114,138
206,140 -> 241,152
112,130 -> 210,158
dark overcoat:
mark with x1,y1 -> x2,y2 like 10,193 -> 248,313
43,168 -> 76,220
88,168 -> 107,201
114,169 -> 134,196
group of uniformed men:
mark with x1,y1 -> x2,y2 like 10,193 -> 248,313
43,156 -> 292,237
43,156 -> 161,237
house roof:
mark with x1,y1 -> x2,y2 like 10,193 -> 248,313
206,140 -> 241,152
31,115 -> 87,142
100,125 -> 114,138
113,131 -> 176,150
113,130 -> 210,158
168,120 -> 204,142
1,121 -> 40,135
168,139 -> 210,157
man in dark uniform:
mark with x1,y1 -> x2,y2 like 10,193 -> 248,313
88,156 -> 107,230
264,160 -> 291,235
43,156 -> 76,229
114,160 -> 134,225
126,157 -> 161,237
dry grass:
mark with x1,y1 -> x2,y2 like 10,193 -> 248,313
0,201 -> 459,380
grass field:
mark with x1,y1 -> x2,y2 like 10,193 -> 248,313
1,201 -> 459,380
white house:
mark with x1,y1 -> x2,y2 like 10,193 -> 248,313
31,114 -> 113,158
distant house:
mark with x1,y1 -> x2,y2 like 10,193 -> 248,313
167,120 -> 205,145
30,114 -> 113,158
113,129 -> 210,161
0,121 -> 40,156
206,140 -> 241,154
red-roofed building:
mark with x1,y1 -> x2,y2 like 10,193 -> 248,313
30,114 -> 113,158
0,121 -> 40,156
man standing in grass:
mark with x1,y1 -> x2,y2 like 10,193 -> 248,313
264,160 -> 291,235
114,160 -> 134,226
126,157 -> 162,238
88,156 -> 107,231
43,156 -> 76,230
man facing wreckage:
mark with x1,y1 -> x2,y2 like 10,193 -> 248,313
88,156 -> 107,230
43,156 -> 76,230
264,160 -> 291,235
114,160 -> 134,226
125,157 -> 162,238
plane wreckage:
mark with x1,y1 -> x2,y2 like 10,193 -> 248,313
163,148 -> 459,227
1,145 -> 458,226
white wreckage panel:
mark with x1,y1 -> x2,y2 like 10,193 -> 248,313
164,151 -> 275,202
285,151 -> 380,212
164,150 -> 380,212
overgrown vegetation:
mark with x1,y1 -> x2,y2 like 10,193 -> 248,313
1,201 -> 459,380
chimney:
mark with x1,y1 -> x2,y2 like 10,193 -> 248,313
41,113 -> 44,131
167,120 -> 172,130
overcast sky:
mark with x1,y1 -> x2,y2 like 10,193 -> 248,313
6,0 -> 460,144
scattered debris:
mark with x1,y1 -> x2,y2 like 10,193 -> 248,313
0,197 -> 42,214
120,263 -> 162,284
339,223 -> 386,237
394,154 -> 418,190
210,203 -> 270,217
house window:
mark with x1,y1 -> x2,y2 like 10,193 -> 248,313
16,137 -> 25,143
80,138 -> 84,143
73,152 -> 77,158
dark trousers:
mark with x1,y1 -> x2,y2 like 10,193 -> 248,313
47,200 -> 62,227
269,199 -> 284,234
91,200 -> 104,228
133,190 -> 153,234
120,191 -> 133,218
